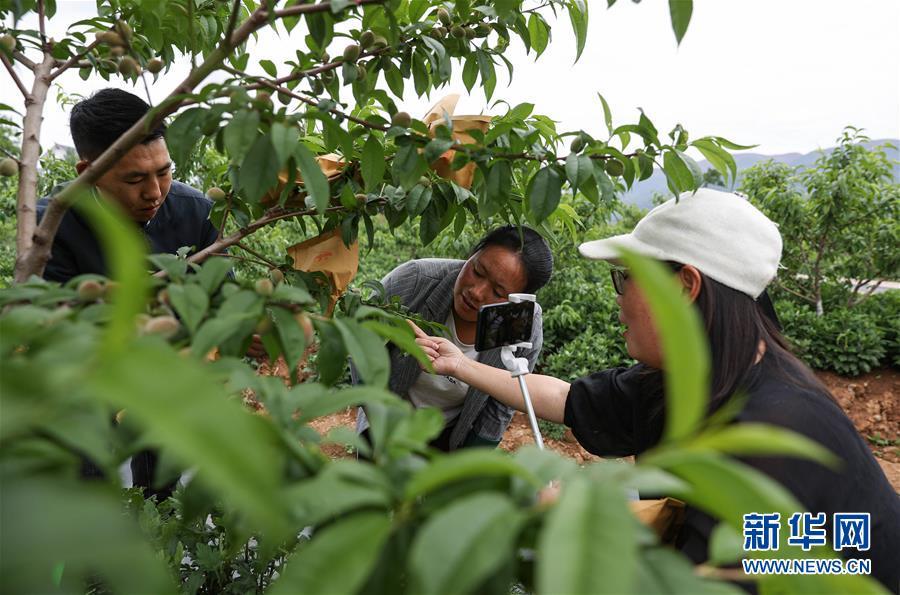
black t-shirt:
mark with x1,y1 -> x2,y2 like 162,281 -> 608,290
564,354 -> 900,592
36,181 -> 218,283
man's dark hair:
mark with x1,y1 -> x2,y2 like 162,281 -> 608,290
70,88 -> 167,160
470,225 -> 553,294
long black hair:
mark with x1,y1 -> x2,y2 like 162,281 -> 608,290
470,225 -> 553,294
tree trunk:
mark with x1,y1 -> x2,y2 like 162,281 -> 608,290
12,52 -> 54,282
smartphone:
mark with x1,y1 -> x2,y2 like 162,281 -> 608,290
475,300 -> 535,352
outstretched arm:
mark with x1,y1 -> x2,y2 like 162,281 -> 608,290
412,324 -> 571,424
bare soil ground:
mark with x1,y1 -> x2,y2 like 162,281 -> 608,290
258,362 -> 899,491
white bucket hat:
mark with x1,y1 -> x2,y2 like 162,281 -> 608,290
578,189 -> 782,298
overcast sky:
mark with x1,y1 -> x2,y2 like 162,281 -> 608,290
3,0 -> 899,156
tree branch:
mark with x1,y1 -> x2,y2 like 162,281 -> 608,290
13,50 -> 37,70
17,0 -> 380,281
1,53 -> 29,98
48,39 -> 101,82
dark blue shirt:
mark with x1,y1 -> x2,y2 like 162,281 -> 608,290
36,181 -> 218,283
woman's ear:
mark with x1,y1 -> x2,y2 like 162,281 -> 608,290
75,160 -> 90,175
679,265 -> 703,302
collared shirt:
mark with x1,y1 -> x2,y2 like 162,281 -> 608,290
36,180 -> 218,282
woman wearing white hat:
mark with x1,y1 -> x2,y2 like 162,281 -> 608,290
412,189 -> 900,591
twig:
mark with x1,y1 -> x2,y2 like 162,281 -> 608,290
208,251 -> 272,269
48,39 -> 101,81
235,242 -> 280,269
223,0 -> 243,47
273,0 -> 383,19
1,53 -> 29,98
37,0 -> 48,48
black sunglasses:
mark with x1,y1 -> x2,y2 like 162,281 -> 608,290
609,262 -> 684,296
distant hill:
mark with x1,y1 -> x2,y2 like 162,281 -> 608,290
622,138 -> 900,210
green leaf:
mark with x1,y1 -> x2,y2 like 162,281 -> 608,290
713,136 -> 756,150
405,185 -> 432,216
269,122 -> 300,168
527,13 -> 549,57
635,547 -> 741,594
537,477 -> 638,594
167,283 -> 209,335
409,493 -> 524,595
462,54 -> 478,92
361,134 -> 385,192
196,257 -> 233,294
191,313 -> 256,357
424,138 -> 454,164
270,306 -> 307,377
565,153 -> 593,192
314,321 -> 347,385
240,134 -> 280,201
486,160 -> 512,205
405,450 -> 539,500
334,318 -> 390,388
294,143 -> 330,214
165,107 -> 204,166
270,512 -> 391,595
568,0 -> 589,62
686,423 -> 841,468
598,92 -> 614,135
75,194 -> 147,357
619,251 -> 709,441
259,59 -> 277,77
392,143 -> 426,190
527,166 -> 564,223
293,385 -> 399,424
90,342 -> 287,537
668,0 -> 693,45
693,138 -> 737,183
362,320 -> 434,372
223,110 -> 260,163
662,149 -> 695,194
1,478 -> 173,594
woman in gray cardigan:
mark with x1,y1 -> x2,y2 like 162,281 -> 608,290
358,226 -> 553,450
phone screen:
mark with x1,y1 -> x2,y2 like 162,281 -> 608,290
474,301 -> 535,352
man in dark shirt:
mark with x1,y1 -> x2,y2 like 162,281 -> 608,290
37,88 -> 218,283
37,88 -> 220,499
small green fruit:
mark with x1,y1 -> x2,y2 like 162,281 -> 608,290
450,25 -> 466,38
1,34 -> 17,52
77,279 -> 105,301
434,27 -> 447,38
359,30 -> 375,49
604,158 -> 625,177
255,315 -> 273,335
96,31 -> 125,46
474,24 -> 491,37
143,315 -> 180,339
418,176 -> 432,187
0,158 -> 17,177
372,35 -> 388,50
437,7 -> 452,25
115,19 -> 133,43
391,111 -> 411,128
255,278 -> 274,297
342,43 -> 360,62
464,27 -> 476,39
117,55 -> 140,76
569,136 -> 585,153
146,58 -> 163,74
269,268 -> 285,285
156,288 -> 170,305
355,193 -> 368,205
206,187 -> 226,201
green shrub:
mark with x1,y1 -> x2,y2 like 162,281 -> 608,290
857,290 -> 900,367
777,300 -> 886,376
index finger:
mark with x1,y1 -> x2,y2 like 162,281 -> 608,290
407,319 -> 429,339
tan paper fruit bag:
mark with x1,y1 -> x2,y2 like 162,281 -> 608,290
286,228 -> 359,314
423,94 -> 492,189
261,153 -> 346,207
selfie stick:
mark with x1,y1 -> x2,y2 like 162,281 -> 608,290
500,293 -> 544,450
